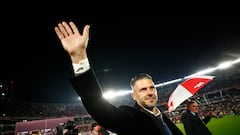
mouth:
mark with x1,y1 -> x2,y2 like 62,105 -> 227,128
146,98 -> 156,102
146,96 -> 156,100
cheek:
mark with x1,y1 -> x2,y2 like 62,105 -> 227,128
154,91 -> 158,96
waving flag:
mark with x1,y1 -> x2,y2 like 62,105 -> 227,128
167,75 -> 214,112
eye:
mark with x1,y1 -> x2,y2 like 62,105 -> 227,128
149,86 -> 154,89
140,88 -> 147,91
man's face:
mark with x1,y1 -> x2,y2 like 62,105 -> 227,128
131,78 -> 158,109
93,125 -> 99,132
188,102 -> 199,113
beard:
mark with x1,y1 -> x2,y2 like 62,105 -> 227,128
142,98 -> 157,111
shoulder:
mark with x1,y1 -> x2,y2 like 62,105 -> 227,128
181,110 -> 187,115
181,110 -> 190,118
119,105 -> 138,113
118,105 -> 147,117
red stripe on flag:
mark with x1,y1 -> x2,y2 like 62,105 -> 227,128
181,76 -> 214,95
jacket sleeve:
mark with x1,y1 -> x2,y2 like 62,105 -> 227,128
202,115 -> 211,124
181,112 -> 194,135
69,68 -> 131,132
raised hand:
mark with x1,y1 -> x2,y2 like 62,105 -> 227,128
54,21 -> 90,63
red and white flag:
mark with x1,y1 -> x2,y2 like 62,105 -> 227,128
167,75 -> 214,112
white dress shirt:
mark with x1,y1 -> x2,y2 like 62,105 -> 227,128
72,58 -> 90,75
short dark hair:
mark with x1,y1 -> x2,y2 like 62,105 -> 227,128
91,122 -> 98,130
130,73 -> 153,89
186,100 -> 197,108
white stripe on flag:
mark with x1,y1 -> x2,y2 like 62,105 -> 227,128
168,85 -> 193,112
167,75 -> 214,112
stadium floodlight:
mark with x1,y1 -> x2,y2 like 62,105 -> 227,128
155,78 -> 183,88
232,58 -> 240,64
217,61 -> 232,69
102,57 -> 240,100
184,67 -> 217,79
103,89 -> 132,99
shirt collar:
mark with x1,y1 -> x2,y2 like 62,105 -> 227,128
143,107 -> 161,116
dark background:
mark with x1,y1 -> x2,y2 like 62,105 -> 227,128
1,3 -> 240,103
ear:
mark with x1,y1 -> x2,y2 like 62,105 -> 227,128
131,92 -> 136,100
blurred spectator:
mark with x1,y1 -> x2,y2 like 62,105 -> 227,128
31,130 -> 41,135
88,122 -> 109,135
181,100 -> 213,135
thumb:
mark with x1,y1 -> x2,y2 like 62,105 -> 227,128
83,25 -> 90,39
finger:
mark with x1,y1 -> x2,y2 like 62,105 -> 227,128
82,25 -> 90,39
58,22 -> 69,38
54,27 -> 64,40
69,21 -> 80,35
62,21 -> 74,35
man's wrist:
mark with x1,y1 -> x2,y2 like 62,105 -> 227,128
72,58 -> 90,75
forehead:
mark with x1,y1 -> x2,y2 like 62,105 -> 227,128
134,78 -> 155,87
190,103 -> 198,106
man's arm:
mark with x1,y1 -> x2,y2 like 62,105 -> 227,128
54,21 -> 132,133
72,58 -> 90,75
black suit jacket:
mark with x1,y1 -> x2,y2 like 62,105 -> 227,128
180,110 -> 212,135
70,69 -> 183,135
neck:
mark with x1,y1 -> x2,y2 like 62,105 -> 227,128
145,106 -> 160,116
145,106 -> 154,111
152,107 -> 160,115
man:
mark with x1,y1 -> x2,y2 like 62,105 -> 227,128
54,21 -> 183,135
90,122 -> 99,135
89,122 -> 110,135
180,100 -> 212,135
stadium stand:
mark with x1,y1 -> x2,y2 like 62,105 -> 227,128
0,64 -> 240,134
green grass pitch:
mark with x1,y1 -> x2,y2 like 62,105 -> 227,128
176,114 -> 240,135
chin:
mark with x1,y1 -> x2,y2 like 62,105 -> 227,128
147,102 -> 157,107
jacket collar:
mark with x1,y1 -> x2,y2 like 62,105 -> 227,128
134,102 -> 161,116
